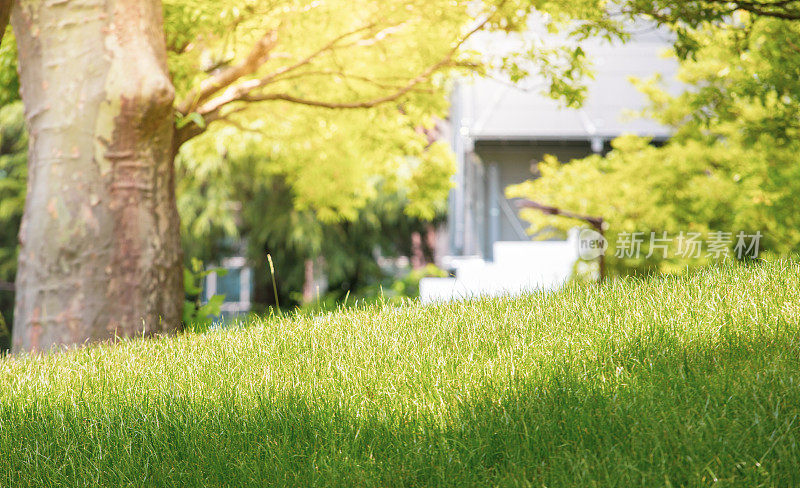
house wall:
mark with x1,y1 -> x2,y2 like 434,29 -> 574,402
468,139 -> 600,260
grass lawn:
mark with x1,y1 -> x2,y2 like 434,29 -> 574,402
1,261 -> 800,486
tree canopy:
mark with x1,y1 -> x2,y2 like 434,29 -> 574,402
508,12 -> 800,275
162,0 -> 622,225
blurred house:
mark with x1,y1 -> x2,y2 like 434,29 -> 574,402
422,27 -> 679,302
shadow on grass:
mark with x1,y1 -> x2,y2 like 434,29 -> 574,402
3,330 -> 800,487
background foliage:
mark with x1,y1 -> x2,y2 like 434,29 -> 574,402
508,15 -> 800,275
0,101 -> 25,347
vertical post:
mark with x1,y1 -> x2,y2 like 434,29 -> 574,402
411,232 -> 425,269
205,272 -> 218,303
302,259 -> 315,304
240,266 -> 252,312
487,162 -> 500,260
449,83 -> 465,256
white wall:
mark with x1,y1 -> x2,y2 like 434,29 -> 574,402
420,230 -> 580,303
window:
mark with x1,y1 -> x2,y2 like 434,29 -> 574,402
203,257 -> 253,315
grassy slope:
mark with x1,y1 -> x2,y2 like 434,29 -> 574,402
1,262 -> 800,487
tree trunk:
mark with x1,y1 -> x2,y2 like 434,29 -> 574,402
11,0 -> 183,352
0,1 -> 11,47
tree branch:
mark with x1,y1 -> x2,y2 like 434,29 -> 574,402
517,200 -> 604,230
636,0 -> 800,21
238,68 -> 442,109
173,3 -> 505,148
173,104 -> 246,148
261,22 -> 383,83
189,22 -> 384,119
203,9 -> 494,113
258,69 -> 419,91
739,5 -> 800,18
176,30 -> 278,115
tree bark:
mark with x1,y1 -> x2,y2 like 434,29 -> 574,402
11,0 -> 183,352
0,1 -> 11,47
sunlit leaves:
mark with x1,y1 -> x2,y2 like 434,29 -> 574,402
0,27 -> 18,106
169,0 -> 625,231
508,17 -> 800,275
